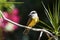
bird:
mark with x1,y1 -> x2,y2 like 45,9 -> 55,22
23,11 -> 39,35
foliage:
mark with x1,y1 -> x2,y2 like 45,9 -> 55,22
41,0 -> 60,37
0,0 -> 24,11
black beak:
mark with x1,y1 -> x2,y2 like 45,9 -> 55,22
28,13 -> 31,16
28,14 -> 32,18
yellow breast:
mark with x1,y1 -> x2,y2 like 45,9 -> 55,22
28,18 -> 38,27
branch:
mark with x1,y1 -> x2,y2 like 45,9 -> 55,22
0,10 -> 56,40
38,31 -> 43,40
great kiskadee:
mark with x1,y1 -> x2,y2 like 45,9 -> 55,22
23,11 -> 39,35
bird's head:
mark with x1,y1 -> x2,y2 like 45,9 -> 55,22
29,11 -> 39,21
28,11 -> 37,17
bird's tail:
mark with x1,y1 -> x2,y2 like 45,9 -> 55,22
23,29 -> 30,35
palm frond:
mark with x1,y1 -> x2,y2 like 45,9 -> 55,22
41,1 -> 55,29
41,0 -> 60,36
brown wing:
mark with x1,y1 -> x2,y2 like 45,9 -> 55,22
28,19 -> 36,27
23,18 -> 36,35
23,18 -> 32,35
26,17 -> 32,25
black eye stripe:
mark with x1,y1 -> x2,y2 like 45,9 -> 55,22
32,12 -> 35,14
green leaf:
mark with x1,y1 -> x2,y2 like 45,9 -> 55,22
0,13 -> 2,18
39,20 -> 52,29
41,0 -> 60,36
42,1 -> 59,35
0,0 -> 7,2
0,2 -> 24,4
41,2 -> 55,29
52,0 -> 60,34
53,0 -> 59,25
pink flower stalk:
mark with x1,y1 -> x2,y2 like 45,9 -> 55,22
0,8 -> 21,32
